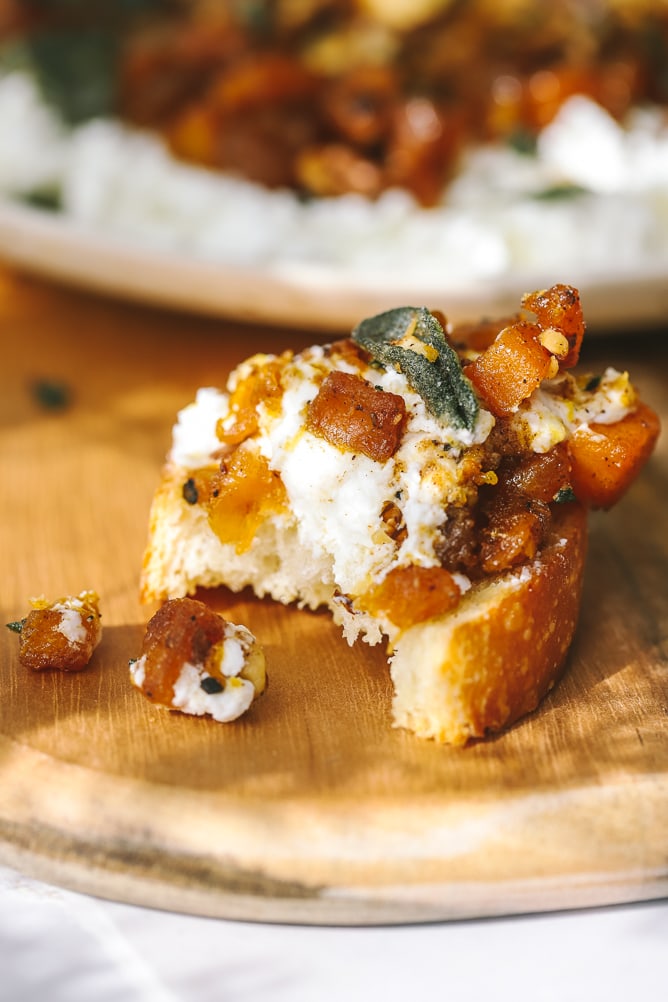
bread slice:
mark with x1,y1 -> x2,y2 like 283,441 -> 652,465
140,289 -> 658,743
142,470 -> 586,743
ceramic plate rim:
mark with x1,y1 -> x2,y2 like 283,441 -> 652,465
1,198 -> 667,332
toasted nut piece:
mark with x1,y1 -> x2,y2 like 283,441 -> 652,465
539,327 -> 570,358
546,355 -> 560,378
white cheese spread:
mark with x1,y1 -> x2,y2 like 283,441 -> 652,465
166,340 -> 637,637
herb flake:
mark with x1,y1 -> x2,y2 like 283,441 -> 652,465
532,183 -> 589,202
507,127 -> 537,156
31,378 -> 72,411
554,486 -> 577,504
20,188 -> 63,212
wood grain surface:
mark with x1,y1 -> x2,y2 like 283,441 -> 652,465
0,265 -> 666,925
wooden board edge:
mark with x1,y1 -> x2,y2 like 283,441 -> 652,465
1,834 -> 666,926
1,734 -> 667,924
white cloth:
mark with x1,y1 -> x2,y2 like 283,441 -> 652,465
1,864 -> 666,1002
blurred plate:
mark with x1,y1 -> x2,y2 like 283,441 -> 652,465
1,198 -> 667,333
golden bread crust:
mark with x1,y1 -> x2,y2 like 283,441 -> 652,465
141,469 -> 190,605
390,502 -> 588,743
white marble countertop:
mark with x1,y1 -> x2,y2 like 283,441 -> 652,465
2,864 -> 666,1002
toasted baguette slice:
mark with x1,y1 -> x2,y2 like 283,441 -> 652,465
140,288 -> 658,743
142,472 -> 586,743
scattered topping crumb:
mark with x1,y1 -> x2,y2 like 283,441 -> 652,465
129,597 -> 266,723
6,590 -> 102,671
182,477 -> 199,504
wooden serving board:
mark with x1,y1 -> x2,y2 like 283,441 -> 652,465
0,268 -> 667,925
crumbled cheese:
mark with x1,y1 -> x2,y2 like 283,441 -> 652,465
573,368 -> 637,425
171,662 -> 255,722
170,343 -> 639,623
130,655 -> 146,688
53,606 -> 87,645
516,564 -> 536,584
514,367 -> 636,452
516,399 -> 568,453
269,424 -> 395,595
171,387 -> 229,467
219,636 -> 244,675
451,572 -> 472,594
255,347 -> 494,596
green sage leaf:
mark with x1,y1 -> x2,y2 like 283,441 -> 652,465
352,306 -> 479,431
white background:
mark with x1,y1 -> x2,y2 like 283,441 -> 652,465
1,864 -> 666,1002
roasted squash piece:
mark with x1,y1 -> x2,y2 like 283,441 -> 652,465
306,369 -> 407,462
466,321 -> 552,417
208,448 -> 287,552
362,565 -> 461,632
217,356 -> 286,446
521,283 -> 585,368
568,401 -> 661,508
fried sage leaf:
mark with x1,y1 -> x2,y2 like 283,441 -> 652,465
352,306 -> 479,430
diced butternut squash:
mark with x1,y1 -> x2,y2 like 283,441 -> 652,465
466,321 -> 552,417
361,565 -> 461,631
11,592 -> 102,673
322,65 -> 397,148
217,357 -> 285,446
480,496 -> 550,573
168,104 -> 218,167
208,448 -> 287,551
209,53 -> 316,112
568,401 -> 661,508
450,315 -> 516,352
306,370 -> 407,462
139,598 -> 225,704
503,442 -> 572,502
521,284 -> 585,368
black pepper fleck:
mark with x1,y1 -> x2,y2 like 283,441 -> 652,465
201,676 -> 224,694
